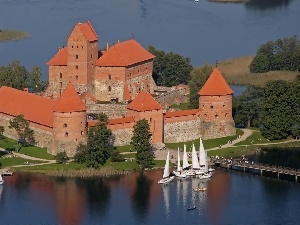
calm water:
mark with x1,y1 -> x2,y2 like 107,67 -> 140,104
0,0 -> 299,78
1,170 -> 300,225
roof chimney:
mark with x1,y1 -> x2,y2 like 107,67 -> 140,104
106,43 -> 109,51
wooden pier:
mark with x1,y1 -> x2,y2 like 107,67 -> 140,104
214,160 -> 300,182
0,168 -> 13,176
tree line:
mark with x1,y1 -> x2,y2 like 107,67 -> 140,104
250,36 -> 300,73
0,60 -> 47,92
233,75 -> 300,140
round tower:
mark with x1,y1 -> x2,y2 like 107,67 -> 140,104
198,68 -> 235,139
51,83 -> 87,156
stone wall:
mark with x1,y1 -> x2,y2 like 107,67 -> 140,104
47,138 -> 86,157
87,103 -> 127,118
200,119 -> 236,140
164,118 -> 200,143
0,113 -> 54,149
155,87 -> 189,107
112,128 -> 133,146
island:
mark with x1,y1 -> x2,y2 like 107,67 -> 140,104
0,29 -> 30,42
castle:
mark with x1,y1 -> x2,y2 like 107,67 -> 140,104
0,21 -> 235,156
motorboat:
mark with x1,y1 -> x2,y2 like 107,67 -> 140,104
187,206 -> 197,211
158,151 -> 175,184
193,187 -> 207,192
198,172 -> 212,180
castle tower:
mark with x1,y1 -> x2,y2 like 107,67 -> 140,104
51,83 -> 87,156
198,68 -> 235,139
126,91 -> 164,144
47,21 -> 98,98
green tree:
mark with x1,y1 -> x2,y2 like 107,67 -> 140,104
86,113 -> 114,168
233,86 -> 263,127
28,66 -> 48,93
74,143 -> 88,164
131,119 -> 154,170
249,53 -> 270,73
56,151 -> 69,164
259,80 -> 294,140
188,64 -> 213,109
148,45 -> 193,86
290,75 -> 300,138
5,60 -> 28,90
0,125 -> 4,139
110,149 -> 125,162
9,114 -> 35,148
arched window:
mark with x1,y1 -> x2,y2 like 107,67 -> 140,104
65,132 -> 69,137
76,65 -> 78,69
81,131 -> 83,135
60,73 -> 62,79
210,105 -> 213,109
76,54 -> 78,60
108,74 -> 111,80
108,86 -> 111,92
225,113 -> 228,118
63,123 -> 67,128
76,75 -> 78,80
215,114 -> 219,119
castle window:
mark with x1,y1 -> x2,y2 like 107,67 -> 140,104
63,123 -> 67,128
82,46 -> 83,49
223,104 -> 225,107
108,86 -> 111,92
76,75 -> 78,80
91,54 -> 92,58
76,65 -> 78,69
204,114 -> 208,118
215,114 -> 219,119
210,105 -> 213,109
150,118 -> 152,122
60,82 -> 62,88
108,74 -> 111,80
65,132 -> 69,137
72,46 -> 73,48
77,46 -> 78,48
81,131 -> 83,135
76,54 -> 78,60
225,113 -> 228,117
60,73 -> 62,79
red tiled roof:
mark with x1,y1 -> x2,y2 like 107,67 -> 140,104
47,47 -> 68,66
95,39 -> 154,67
53,83 -> 87,112
198,68 -> 233,96
124,84 -> 131,101
164,109 -> 199,118
86,93 -> 97,102
78,20 -> 98,42
87,121 -> 97,127
109,117 -> 134,125
133,82 -> 139,87
0,86 -> 57,127
142,79 -> 148,84
126,91 -> 162,111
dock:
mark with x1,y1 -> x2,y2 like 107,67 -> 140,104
0,168 -> 13,176
214,160 -> 300,182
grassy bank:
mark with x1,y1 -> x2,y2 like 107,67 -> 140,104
216,55 -> 298,87
0,30 -> 30,42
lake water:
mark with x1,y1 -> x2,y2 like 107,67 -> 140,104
0,0 -> 299,80
1,170 -> 300,225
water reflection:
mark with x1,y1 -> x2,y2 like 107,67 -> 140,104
0,185 -> 3,201
131,172 -> 153,222
207,172 -> 230,225
245,0 -> 293,11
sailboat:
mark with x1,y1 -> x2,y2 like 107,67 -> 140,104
158,151 -> 175,184
0,175 -> 3,185
198,138 -> 213,179
192,143 -> 203,175
173,147 -> 186,178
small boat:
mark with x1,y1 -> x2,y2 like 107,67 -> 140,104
193,187 -> 207,192
195,0 -> 199,3
0,175 -> 4,185
173,147 -> 186,178
198,172 -> 212,179
158,151 -> 175,184
187,206 -> 197,211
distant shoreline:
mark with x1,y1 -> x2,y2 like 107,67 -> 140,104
0,30 -> 30,42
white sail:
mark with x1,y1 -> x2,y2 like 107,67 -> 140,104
0,175 -> 3,182
182,144 -> 189,169
199,138 -> 206,167
163,151 -> 170,178
205,150 -> 208,172
177,147 -> 182,172
192,143 -> 200,169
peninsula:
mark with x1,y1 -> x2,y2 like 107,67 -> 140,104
0,30 -> 30,42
